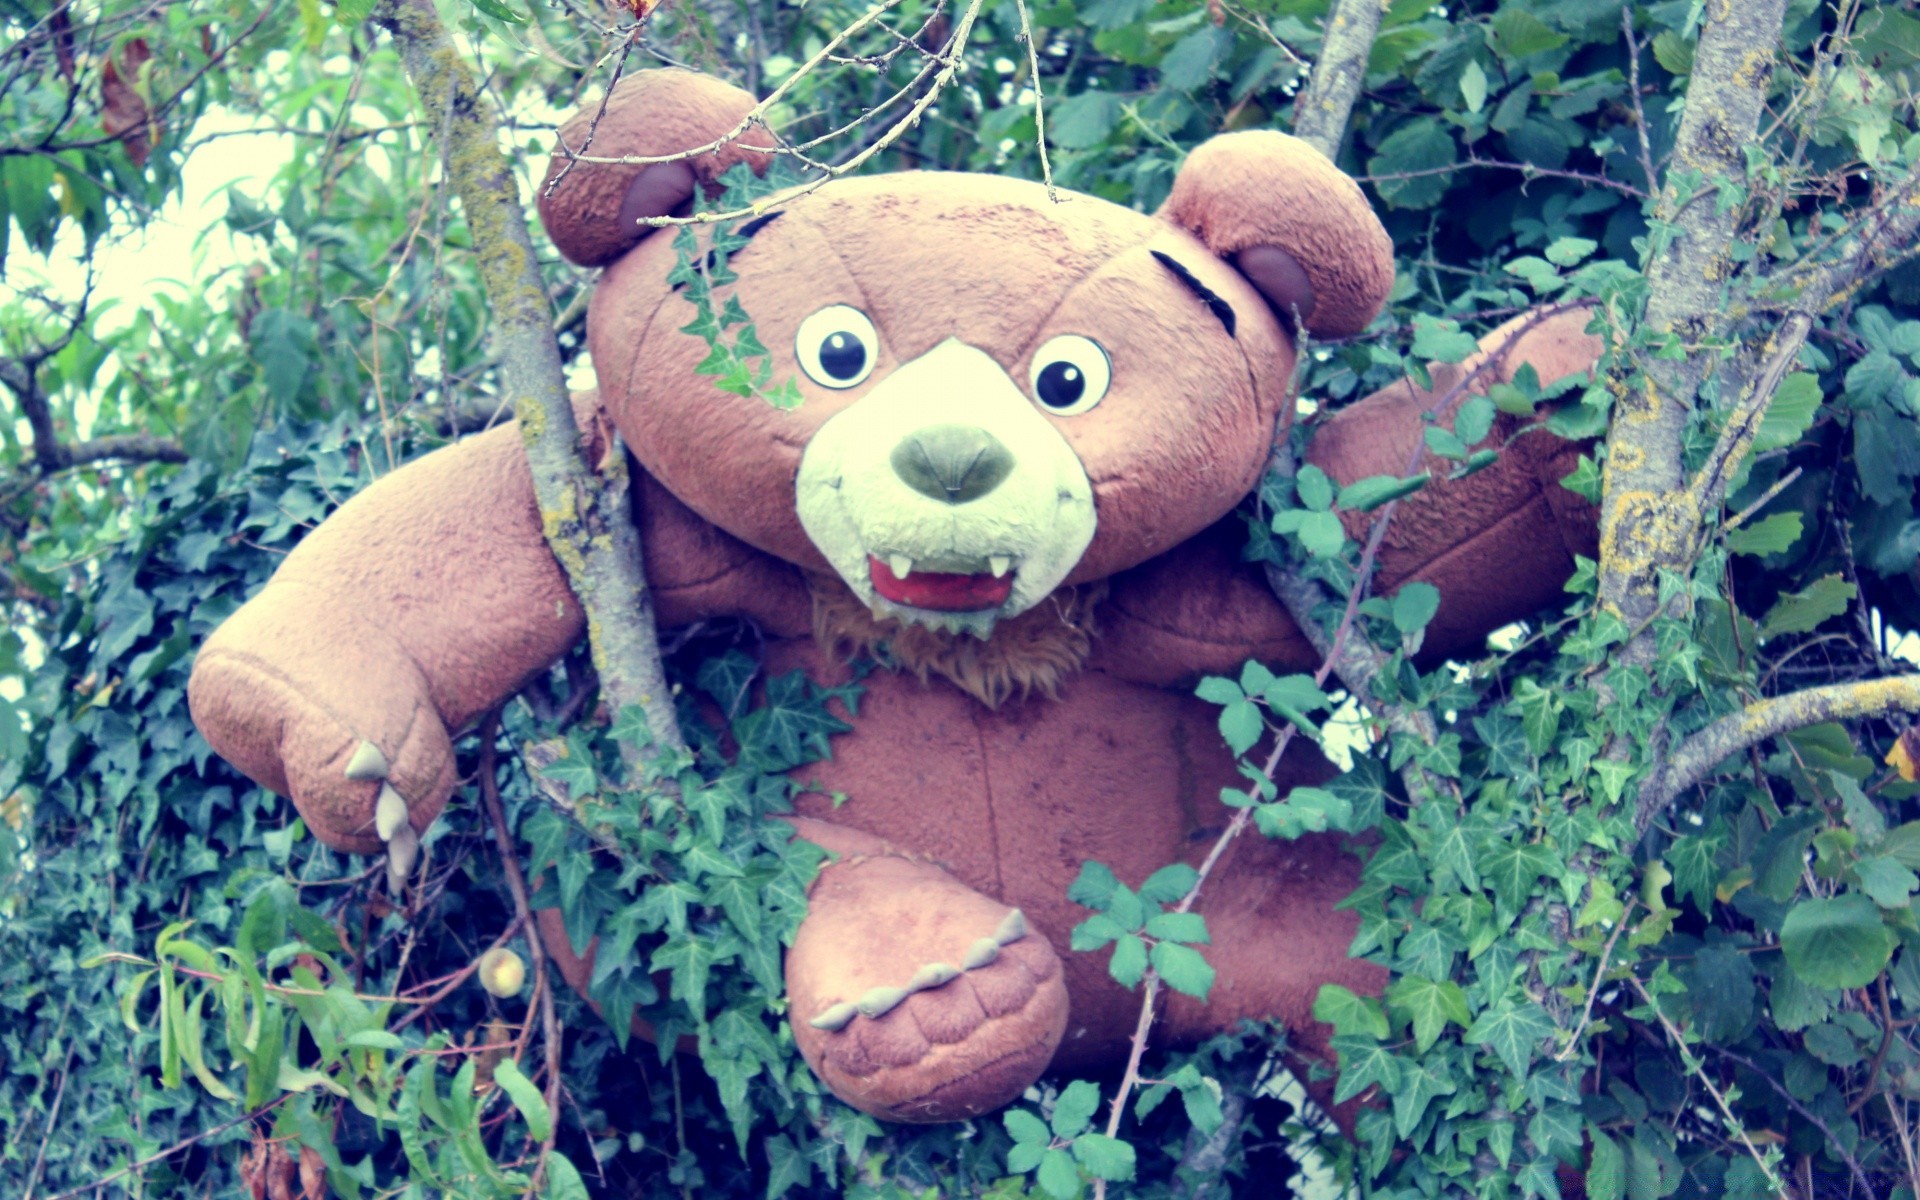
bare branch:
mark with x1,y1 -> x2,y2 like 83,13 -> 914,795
373,0 -> 686,756
1288,0 -> 1384,159
1639,675 -> 1920,829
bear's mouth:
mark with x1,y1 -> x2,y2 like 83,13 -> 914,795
867,554 -> 1016,613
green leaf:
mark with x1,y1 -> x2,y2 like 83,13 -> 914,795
1411,315 -> 1479,363
1051,1079 -> 1100,1139
1760,573 -> 1857,637
1544,237 -> 1598,266
545,1153 -> 590,1200
1151,941 -> 1216,1001
1780,894 -> 1896,988
1145,910 -> 1209,944
1315,983 -> 1391,1039
1073,1133 -> 1137,1182
1391,582 -> 1441,635
1194,675 -> 1243,706
1726,511 -> 1803,556
1048,91 -> 1121,149
470,0 -> 528,22
1586,1127 -> 1626,1200
1219,699 -> 1264,755
1005,1108 -> 1050,1146
1336,472 -> 1430,511
1036,1148 -> 1080,1199
1068,861 -> 1121,909
1460,59 -> 1489,114
1466,999 -> 1556,1078
1369,122 -> 1458,209
1492,7 -> 1570,56
249,309 -> 317,410
1296,464 -> 1335,511
765,1133 -> 813,1200
1384,975 -> 1472,1052
1857,855 -> 1919,908
1139,863 -> 1199,904
1481,841 -> 1563,911
1108,933 -> 1148,987
1651,30 -> 1695,74
1752,372 -> 1823,452
491,1058 -> 552,1141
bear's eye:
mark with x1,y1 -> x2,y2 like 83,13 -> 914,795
1028,336 -> 1111,416
795,305 -> 880,389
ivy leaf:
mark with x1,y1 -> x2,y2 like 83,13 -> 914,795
1780,894 -> 1896,988
1330,1034 -> 1404,1103
764,1133 -> 813,1200
1466,999 -> 1556,1078
1315,983 -> 1391,1039
1481,841 -> 1563,912
1384,975 -> 1472,1052
1391,582 -> 1441,635
1391,1058 -> 1456,1137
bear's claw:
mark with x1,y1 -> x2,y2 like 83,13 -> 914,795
345,739 -> 391,781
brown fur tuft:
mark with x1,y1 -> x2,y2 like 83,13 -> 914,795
811,577 -> 1110,708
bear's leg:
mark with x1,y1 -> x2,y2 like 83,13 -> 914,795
784,818 -> 1069,1123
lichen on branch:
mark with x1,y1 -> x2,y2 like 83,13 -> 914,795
372,0 -> 685,756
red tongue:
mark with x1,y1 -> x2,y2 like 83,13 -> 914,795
868,556 -> 1014,612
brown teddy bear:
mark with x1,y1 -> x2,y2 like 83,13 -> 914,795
188,69 -> 1602,1124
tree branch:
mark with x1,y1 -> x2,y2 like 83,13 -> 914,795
1598,0 -> 1788,645
1688,161 -> 1920,514
373,0 -> 685,758
1288,0 -> 1383,159
1639,675 -> 1920,830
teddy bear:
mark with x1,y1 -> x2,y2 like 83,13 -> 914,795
187,68 -> 1603,1125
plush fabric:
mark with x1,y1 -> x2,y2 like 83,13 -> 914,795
189,69 -> 1602,1124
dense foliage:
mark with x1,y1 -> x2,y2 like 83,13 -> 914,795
4,1 -> 1920,1197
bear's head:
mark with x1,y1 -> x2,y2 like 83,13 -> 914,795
537,70 -> 1392,639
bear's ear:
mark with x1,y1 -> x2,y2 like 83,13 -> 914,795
1157,132 -> 1394,339
537,69 -> 775,267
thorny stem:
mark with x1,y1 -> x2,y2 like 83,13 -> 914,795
634,0 -> 990,227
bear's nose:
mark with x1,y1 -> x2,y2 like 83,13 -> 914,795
889,425 -> 1015,505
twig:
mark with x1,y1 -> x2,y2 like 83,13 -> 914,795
1358,156 -> 1648,201
1626,973 -> 1785,1195
1558,902 -> 1631,1058
42,1096 -> 291,1200
1620,4 -> 1659,196
1722,466 -> 1803,534
1012,0 -> 1058,202
477,719 -> 565,1188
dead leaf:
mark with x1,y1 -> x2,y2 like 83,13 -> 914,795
1888,727 -> 1920,783
297,1144 -> 326,1199
100,38 -> 154,167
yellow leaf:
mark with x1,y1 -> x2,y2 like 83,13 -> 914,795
1887,728 -> 1920,782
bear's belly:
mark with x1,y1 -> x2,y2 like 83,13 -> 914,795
769,637 -> 1354,1064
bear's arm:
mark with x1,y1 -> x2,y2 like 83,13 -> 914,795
1092,308 -> 1602,689
188,406 -> 807,853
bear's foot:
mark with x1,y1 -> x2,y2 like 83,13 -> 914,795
786,852 -> 1068,1123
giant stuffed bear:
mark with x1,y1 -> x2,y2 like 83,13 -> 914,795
188,70 -> 1602,1124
